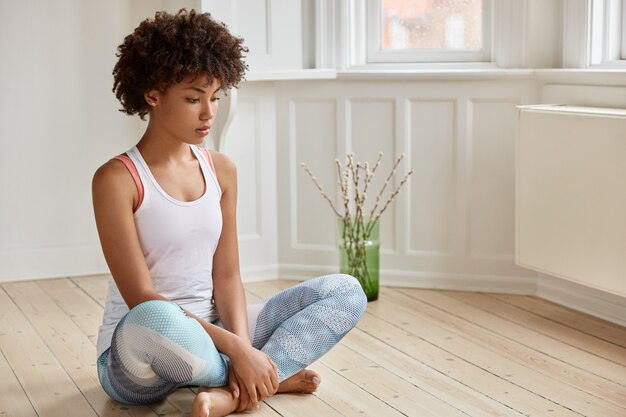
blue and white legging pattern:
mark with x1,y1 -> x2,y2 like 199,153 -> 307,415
97,274 -> 367,404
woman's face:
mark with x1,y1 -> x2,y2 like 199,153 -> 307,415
145,74 -> 221,145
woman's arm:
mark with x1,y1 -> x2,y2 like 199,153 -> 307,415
92,160 -> 156,307
208,151 -> 279,410
210,151 -> 249,342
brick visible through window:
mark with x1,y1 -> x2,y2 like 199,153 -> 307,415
381,0 -> 482,51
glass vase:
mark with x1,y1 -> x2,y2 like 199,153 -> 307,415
339,217 -> 380,301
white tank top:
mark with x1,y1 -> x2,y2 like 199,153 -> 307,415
96,145 -> 222,357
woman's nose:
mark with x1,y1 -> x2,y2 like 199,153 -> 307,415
201,101 -> 217,120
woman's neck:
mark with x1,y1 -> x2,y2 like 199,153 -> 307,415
136,124 -> 195,166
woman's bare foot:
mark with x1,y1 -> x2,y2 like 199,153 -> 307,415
190,387 -> 238,417
277,369 -> 321,394
189,369 -> 320,416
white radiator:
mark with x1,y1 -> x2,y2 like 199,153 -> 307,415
517,104 -> 626,297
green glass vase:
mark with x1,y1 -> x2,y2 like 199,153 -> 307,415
339,217 -> 380,301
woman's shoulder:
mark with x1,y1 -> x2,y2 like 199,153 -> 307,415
205,150 -> 237,192
206,150 -> 235,170
207,150 -> 236,176
93,157 -> 131,184
92,156 -> 138,201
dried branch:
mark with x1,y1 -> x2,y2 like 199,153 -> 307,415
371,152 -> 383,176
369,153 -> 405,219
301,151 -> 413,233
300,163 -> 342,217
371,169 -> 415,228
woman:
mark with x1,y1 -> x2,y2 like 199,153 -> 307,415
92,9 -> 367,417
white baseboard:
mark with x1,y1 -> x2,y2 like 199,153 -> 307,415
240,264 -> 280,282
277,263 -> 537,294
379,269 -> 538,294
277,264 -> 338,281
279,264 -> 626,327
5,253 -> 624,328
535,274 -> 626,327
0,244 -> 108,283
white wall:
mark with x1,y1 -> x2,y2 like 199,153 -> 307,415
0,0 -> 197,281
201,0 -> 308,72
217,84 -> 279,281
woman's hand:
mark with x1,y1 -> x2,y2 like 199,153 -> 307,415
229,344 -> 278,411
228,364 -> 251,412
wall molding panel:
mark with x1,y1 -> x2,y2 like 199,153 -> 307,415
466,98 -> 521,260
274,79 -> 537,292
201,0 -> 304,72
405,98 -> 457,257
290,98 -> 339,252
220,83 -> 279,277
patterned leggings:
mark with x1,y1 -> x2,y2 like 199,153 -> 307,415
97,274 -> 367,404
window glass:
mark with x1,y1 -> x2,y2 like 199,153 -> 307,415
381,0 -> 482,51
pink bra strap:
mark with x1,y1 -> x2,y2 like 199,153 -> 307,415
199,147 -> 217,177
112,154 -> 144,212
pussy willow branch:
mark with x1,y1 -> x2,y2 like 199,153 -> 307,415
370,152 -> 383,177
347,154 -> 360,218
302,151 -> 413,236
368,153 -> 405,220
361,152 -> 382,210
355,162 -> 363,219
367,169 -> 415,235
300,163 -> 342,217
361,161 -> 373,199
335,159 -> 351,219
335,159 -> 343,189
342,169 -> 350,218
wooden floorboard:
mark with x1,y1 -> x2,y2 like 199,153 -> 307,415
380,288 -> 624,417
1,275 -> 625,417
488,293 -> 626,348
402,288 -> 626,386
447,291 -> 626,366
423,293 -> 626,408
0,348 -> 38,417
0,285 -> 98,417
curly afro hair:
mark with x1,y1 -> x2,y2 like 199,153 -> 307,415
112,9 -> 248,119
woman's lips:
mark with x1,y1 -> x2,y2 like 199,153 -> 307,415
195,127 -> 210,135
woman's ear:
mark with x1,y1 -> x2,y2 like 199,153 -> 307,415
144,90 -> 159,107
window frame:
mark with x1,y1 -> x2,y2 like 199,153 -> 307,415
620,0 -> 626,59
591,0 -> 622,65
565,0 -> 626,68
365,0 -> 493,64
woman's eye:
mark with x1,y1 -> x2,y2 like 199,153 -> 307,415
211,97 -> 221,103
186,98 -> 200,103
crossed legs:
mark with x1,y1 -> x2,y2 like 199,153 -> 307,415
97,274 -> 367,415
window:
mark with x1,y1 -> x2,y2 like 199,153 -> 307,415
607,0 -> 626,62
367,0 -> 492,63
590,0 -> 623,65
620,0 -> 626,59
568,0 -> 626,68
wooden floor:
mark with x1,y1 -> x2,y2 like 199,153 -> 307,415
1,276 -> 625,417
